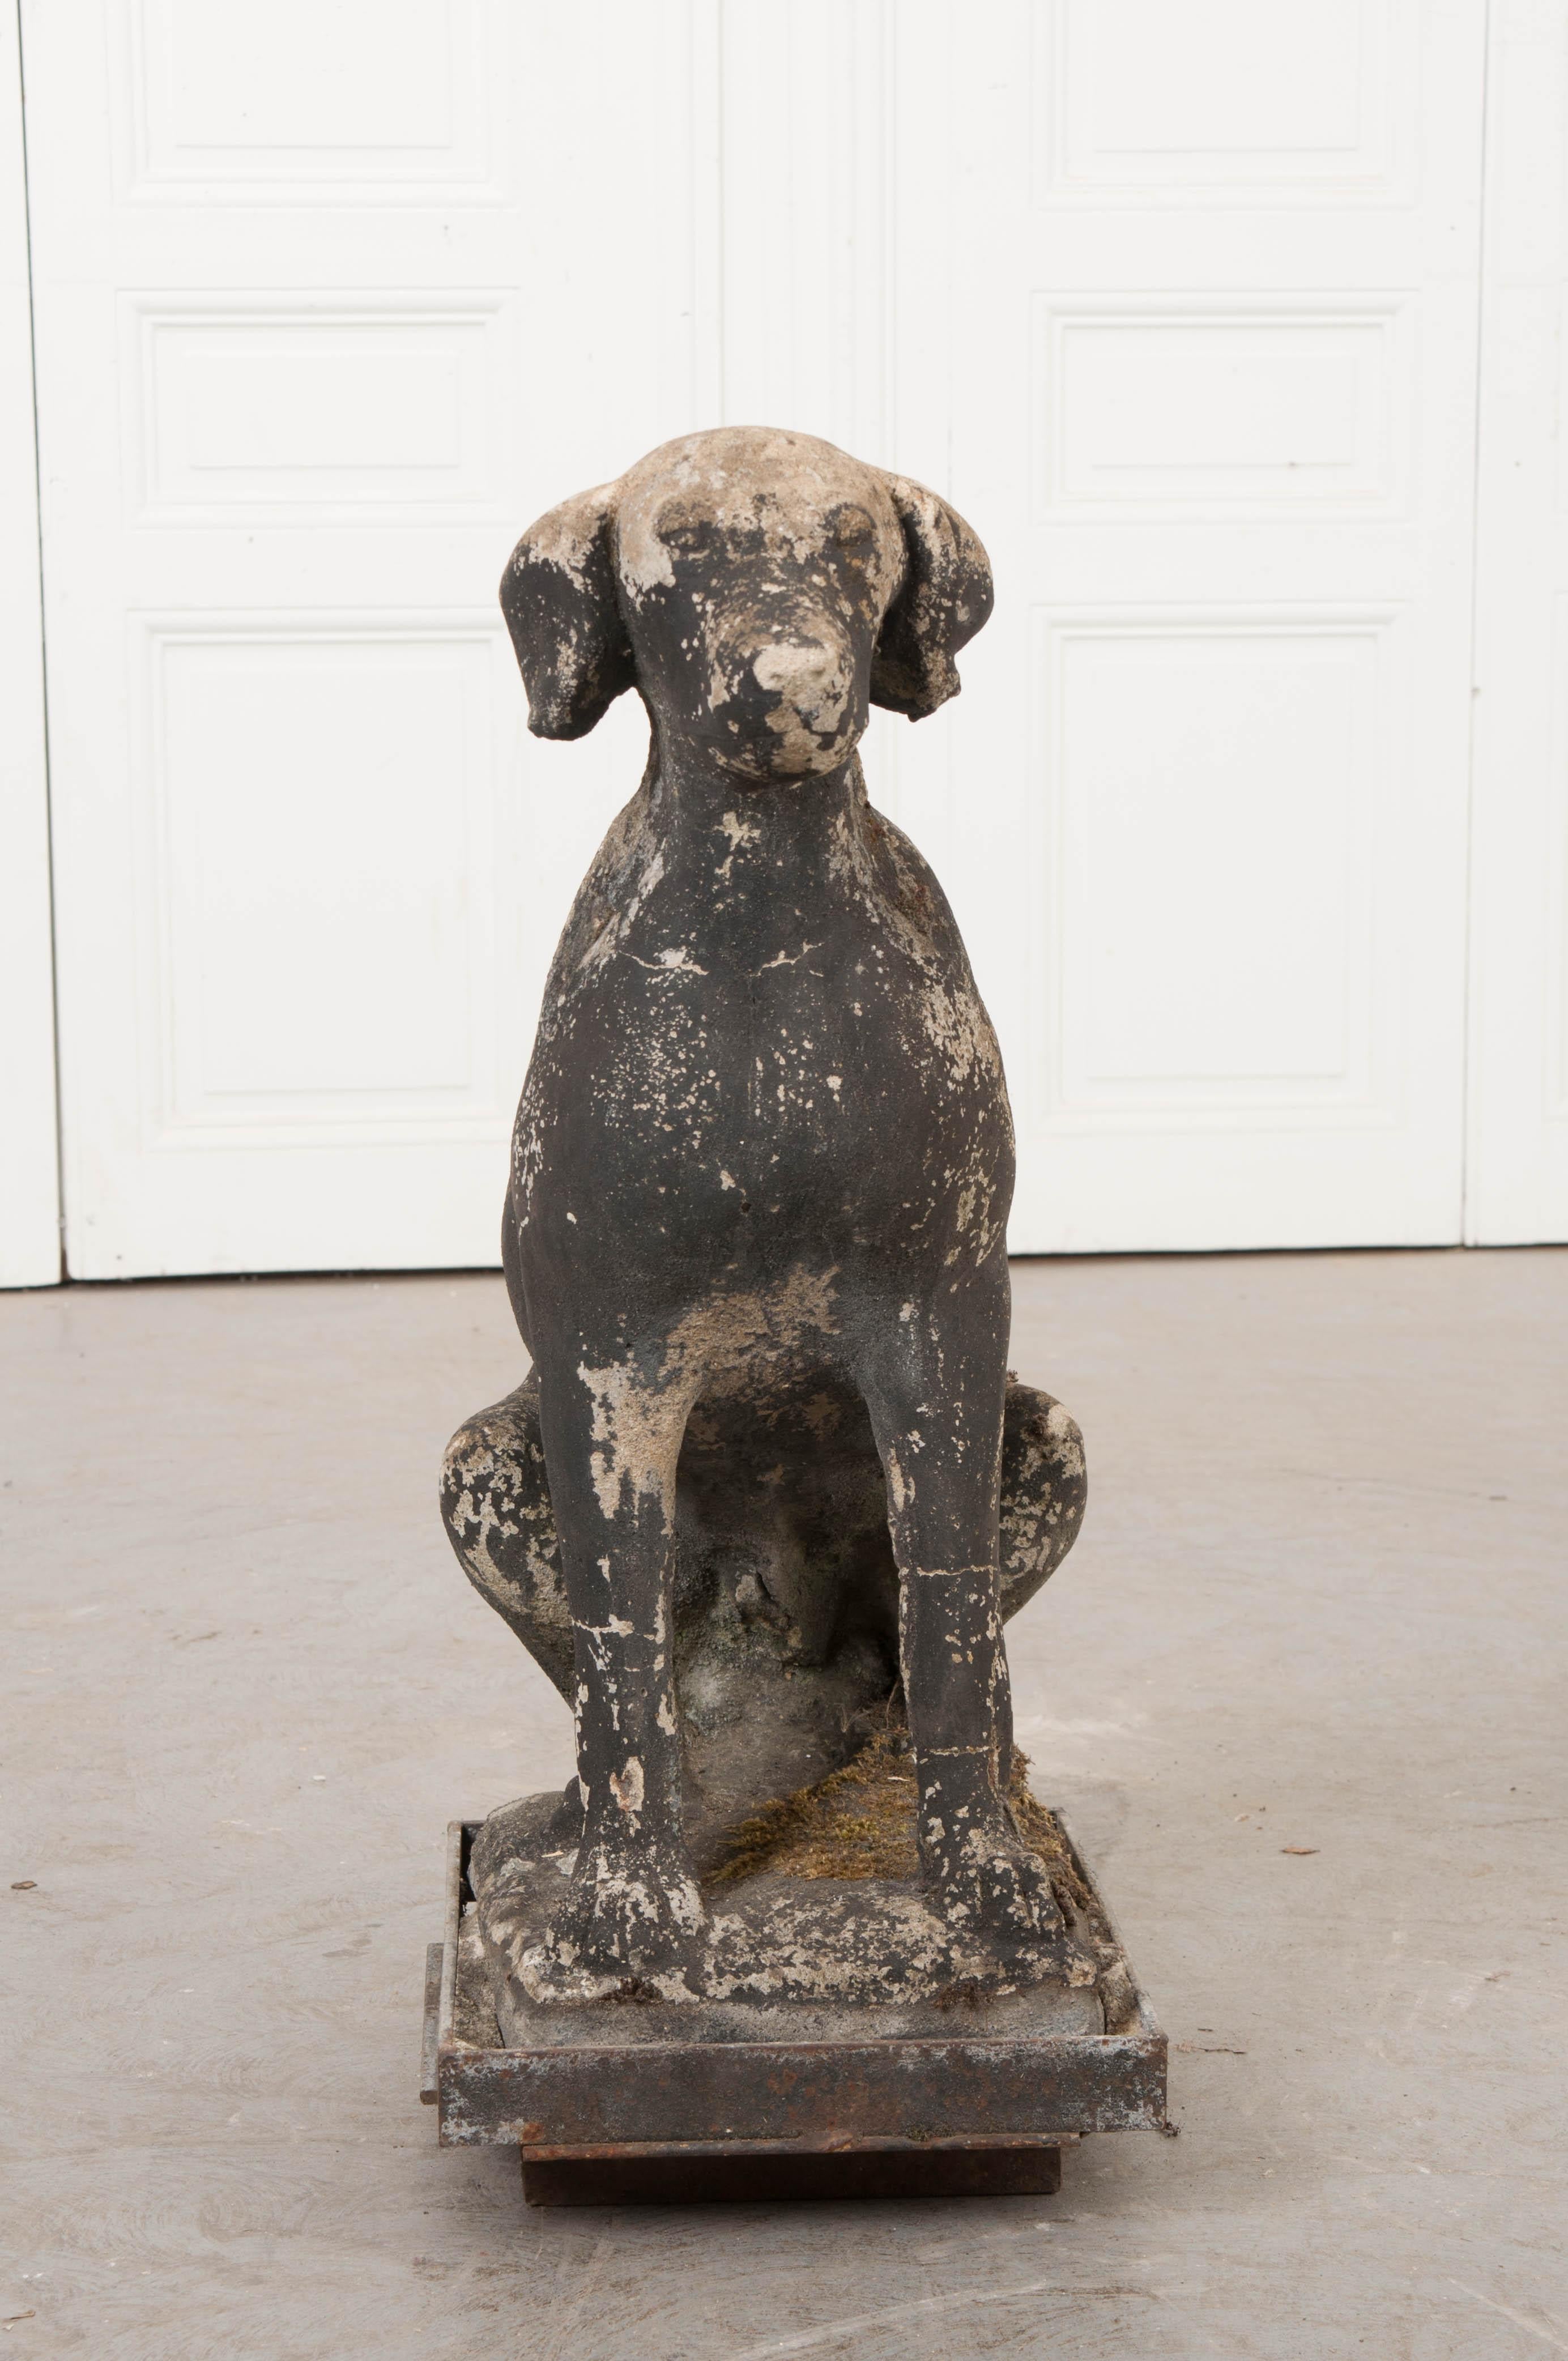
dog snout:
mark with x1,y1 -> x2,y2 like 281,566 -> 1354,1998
751,638 -> 843,725
711,629 -> 858,778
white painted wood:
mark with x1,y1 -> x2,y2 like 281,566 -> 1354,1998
0,0 -> 59,1288
24,0 -> 1497,1269
1466,0 -> 1568,1243
24,1 -> 702,1276
885,0 -> 1486,1251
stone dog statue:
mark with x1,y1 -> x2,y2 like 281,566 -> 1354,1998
441,427 -> 1087,2010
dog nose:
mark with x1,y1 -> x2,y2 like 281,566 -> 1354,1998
751,640 -> 840,715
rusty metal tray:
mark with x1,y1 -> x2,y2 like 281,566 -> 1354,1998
421,1817 -> 1166,2191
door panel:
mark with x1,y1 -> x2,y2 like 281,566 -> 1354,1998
25,0 -> 700,1276
890,0 -> 1485,1250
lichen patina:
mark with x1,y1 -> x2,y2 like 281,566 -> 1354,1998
441,428 -> 1089,2014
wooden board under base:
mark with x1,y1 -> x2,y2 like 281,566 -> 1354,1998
519,2141 -> 1065,2206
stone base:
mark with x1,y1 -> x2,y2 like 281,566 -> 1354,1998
467,1737 -> 1132,2026
473,1789 -> 1105,2035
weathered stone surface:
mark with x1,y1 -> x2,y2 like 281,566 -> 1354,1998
441,425 -> 1088,2012
468,1775 -> 1113,2042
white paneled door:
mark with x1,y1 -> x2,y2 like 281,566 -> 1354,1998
17,0 -> 1539,1275
907,0 -> 1488,1250
23,1 -> 708,1276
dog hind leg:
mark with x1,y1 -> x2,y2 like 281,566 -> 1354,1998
440,1374 -> 576,1701
999,1382 -> 1088,1623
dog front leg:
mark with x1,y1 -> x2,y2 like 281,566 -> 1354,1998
519,1349 -> 705,2002
863,1308 -> 1065,1953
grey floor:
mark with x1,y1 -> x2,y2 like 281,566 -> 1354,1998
2,1250 -> 1565,2360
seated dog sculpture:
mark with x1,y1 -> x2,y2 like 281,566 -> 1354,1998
442,427 -> 1087,2008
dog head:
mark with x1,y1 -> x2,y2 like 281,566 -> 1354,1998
500,427 -> 992,784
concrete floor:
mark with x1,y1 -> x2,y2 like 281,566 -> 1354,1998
1,1250 -> 1565,2359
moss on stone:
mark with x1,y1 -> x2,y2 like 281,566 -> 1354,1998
709,1731 -> 1092,1918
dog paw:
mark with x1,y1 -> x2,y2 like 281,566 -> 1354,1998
931,1819 -> 1066,1949
515,1847 -> 707,2004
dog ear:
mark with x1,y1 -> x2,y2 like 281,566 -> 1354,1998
498,482 -> 637,740
869,476 -> 994,721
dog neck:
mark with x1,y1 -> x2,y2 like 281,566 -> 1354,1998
642,728 -> 872,896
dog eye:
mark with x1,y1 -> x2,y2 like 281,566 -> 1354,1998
657,509 -> 715,556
